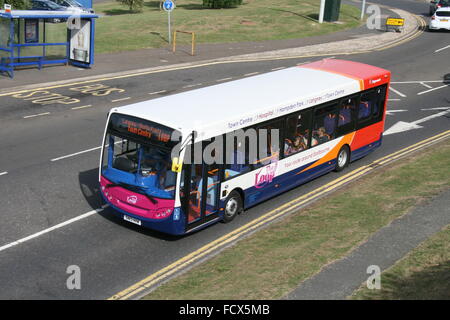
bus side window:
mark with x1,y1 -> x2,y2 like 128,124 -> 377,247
372,85 -> 387,122
224,135 -> 252,180
337,96 -> 357,136
312,104 -> 338,147
284,110 -> 312,157
254,120 -> 282,168
358,91 -> 374,122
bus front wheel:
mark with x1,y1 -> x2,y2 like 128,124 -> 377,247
223,191 -> 243,223
335,145 -> 350,172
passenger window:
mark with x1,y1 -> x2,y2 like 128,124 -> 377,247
336,97 -> 357,136
284,110 -> 312,157
224,135 -> 252,180
372,85 -> 386,121
254,120 -> 281,168
312,104 -> 338,147
358,92 -> 373,121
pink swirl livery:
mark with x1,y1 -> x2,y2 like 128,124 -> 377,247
254,162 -> 278,189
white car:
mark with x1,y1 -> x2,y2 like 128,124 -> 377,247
429,7 -> 450,30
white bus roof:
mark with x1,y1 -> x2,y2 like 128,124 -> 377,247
111,59 -> 389,141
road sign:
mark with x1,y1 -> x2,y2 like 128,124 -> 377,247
163,0 -> 175,44
163,0 -> 175,12
386,17 -> 405,32
386,18 -> 405,26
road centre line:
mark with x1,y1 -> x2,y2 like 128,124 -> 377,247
109,129 -> 450,300
0,206 -> 107,253
111,97 -> 131,103
417,85 -> 448,96
0,172 -> 7,176
71,105 -> 93,110
182,83 -> 202,89
216,77 -> 233,82
244,72 -> 259,77
51,146 -> 102,162
388,99 -> 401,101
389,86 -> 407,98
23,112 -> 50,119
271,67 -> 285,71
148,90 -> 167,95
434,45 -> 450,53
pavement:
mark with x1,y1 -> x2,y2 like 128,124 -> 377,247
285,187 -> 450,300
0,1 -> 421,92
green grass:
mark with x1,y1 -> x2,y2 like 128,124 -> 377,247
350,225 -> 450,300
143,139 -> 450,300
93,0 -> 362,54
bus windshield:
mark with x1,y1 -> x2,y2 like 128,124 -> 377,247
101,114 -> 180,200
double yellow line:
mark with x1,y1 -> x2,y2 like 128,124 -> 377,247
109,129 -> 450,300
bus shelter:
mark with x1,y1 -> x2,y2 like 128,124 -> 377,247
0,10 -> 98,78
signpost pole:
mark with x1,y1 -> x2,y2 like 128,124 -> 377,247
319,0 -> 326,23
168,11 -> 171,44
361,0 -> 366,20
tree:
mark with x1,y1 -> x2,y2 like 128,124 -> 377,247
203,0 -> 242,9
116,0 -> 144,12
0,0 -> 31,10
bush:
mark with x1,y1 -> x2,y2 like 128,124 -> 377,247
203,0 -> 243,9
0,0 -> 31,10
116,0 -> 144,12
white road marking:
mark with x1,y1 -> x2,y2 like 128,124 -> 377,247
391,80 -> 449,84
148,90 -> 167,95
389,86 -> 407,98
51,146 -> 102,162
386,109 -> 408,115
216,77 -> 233,82
182,83 -> 202,89
0,172 -> 7,176
384,108 -> 450,135
271,67 -> 285,71
71,105 -> 93,110
388,99 -> 401,101
244,72 -> 259,77
417,85 -> 448,95
434,45 -> 450,53
421,107 -> 450,111
111,97 -> 131,103
0,206 -> 107,253
23,112 -> 50,119
419,82 -> 433,89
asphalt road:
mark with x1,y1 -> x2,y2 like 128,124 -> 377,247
0,0 -> 449,299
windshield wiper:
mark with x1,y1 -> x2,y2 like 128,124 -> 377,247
106,182 -> 158,204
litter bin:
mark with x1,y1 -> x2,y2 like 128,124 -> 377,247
323,0 -> 341,22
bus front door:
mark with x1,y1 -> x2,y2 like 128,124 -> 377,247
185,162 -> 221,232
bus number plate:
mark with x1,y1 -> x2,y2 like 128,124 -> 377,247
123,215 -> 142,226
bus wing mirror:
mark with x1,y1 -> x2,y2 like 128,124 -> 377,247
171,157 -> 183,173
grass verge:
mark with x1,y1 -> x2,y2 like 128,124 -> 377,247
350,224 -> 450,300
143,138 -> 450,300
93,0 -> 362,54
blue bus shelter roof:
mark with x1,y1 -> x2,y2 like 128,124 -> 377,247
0,10 -> 98,19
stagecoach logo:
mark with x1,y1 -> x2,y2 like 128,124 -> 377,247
254,162 -> 278,189
127,195 -> 138,205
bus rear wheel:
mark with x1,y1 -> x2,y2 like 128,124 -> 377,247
335,145 -> 350,172
223,191 -> 243,223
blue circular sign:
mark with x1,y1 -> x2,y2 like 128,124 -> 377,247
163,0 -> 175,12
